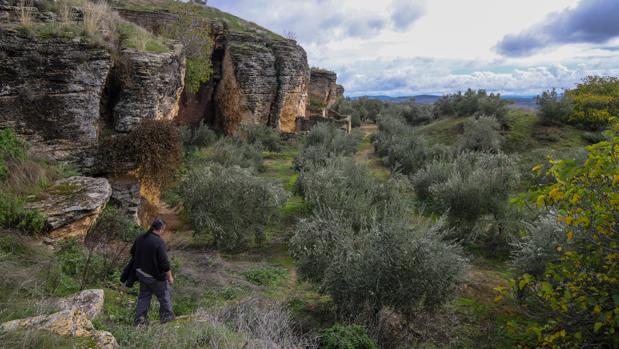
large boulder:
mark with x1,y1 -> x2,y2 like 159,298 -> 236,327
0,28 -> 112,168
53,289 -> 105,320
1,289 -> 117,349
26,176 -> 112,240
113,44 -> 186,132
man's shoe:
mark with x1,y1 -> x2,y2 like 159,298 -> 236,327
134,316 -> 149,327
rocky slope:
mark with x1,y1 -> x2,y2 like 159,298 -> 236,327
307,68 -> 344,117
0,1 -> 346,234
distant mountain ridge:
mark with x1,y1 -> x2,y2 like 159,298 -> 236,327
351,94 -> 538,109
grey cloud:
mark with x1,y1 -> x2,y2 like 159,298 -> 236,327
391,0 -> 426,31
496,0 -> 619,57
209,0 -> 425,44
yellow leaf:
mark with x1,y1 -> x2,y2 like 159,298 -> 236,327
532,164 -> 544,172
536,195 -> 546,208
594,322 -> 603,333
594,304 -> 602,314
567,231 -> 574,241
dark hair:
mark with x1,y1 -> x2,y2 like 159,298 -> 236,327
150,218 -> 166,231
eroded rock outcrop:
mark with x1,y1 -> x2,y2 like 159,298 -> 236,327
27,176 -> 112,240
114,45 -> 186,132
0,28 -> 112,168
306,68 -> 344,117
1,289 -> 117,349
116,7 -> 310,134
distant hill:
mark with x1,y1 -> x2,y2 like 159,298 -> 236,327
351,94 -> 538,109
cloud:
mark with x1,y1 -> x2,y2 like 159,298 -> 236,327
335,57 -> 619,96
391,0 -> 426,31
496,0 -> 619,56
208,0 -> 426,44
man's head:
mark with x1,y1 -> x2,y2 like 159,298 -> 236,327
150,218 -> 166,235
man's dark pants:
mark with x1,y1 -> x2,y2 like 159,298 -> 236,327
134,273 -> 174,325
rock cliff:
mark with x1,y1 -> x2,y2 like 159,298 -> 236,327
307,68 -> 343,117
0,28 -> 112,168
116,7 -> 310,134
113,45 -> 186,132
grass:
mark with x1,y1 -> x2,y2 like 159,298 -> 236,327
112,0 -> 285,41
17,0 -> 170,54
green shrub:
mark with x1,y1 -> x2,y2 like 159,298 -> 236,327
165,3 -> 213,93
373,115 -> 450,175
434,89 -> 509,124
0,128 -> 26,179
321,324 -> 377,349
0,193 -> 46,235
400,103 -> 435,126
536,89 -> 573,126
242,266 -> 288,287
413,152 -> 520,234
295,124 -> 359,169
55,239 -> 85,278
296,157 -> 410,229
510,213 -> 567,277
200,137 -> 264,171
581,131 -> 608,144
180,123 -> 218,152
181,164 -> 288,251
291,211 -> 468,320
457,115 -> 503,153
239,123 -> 282,152
82,206 -> 142,286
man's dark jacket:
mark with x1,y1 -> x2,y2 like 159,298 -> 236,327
121,231 -> 171,286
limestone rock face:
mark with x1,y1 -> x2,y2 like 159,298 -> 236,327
0,29 -> 112,167
1,289 -> 118,349
213,33 -> 309,134
116,8 -> 310,134
26,176 -> 112,239
307,68 -> 340,117
113,45 -> 186,132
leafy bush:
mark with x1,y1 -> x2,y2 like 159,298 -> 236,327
82,206 -> 142,286
505,122 -> 619,347
581,131 -> 607,144
165,3 -> 213,93
243,266 -> 288,287
434,89 -> 509,125
98,120 -> 183,187
0,128 -> 26,179
0,192 -> 46,235
510,213 -> 567,277
321,324 -> 378,349
180,123 -> 218,152
181,164 -> 288,251
413,152 -> 520,232
295,124 -> 359,169
373,115 -> 450,175
291,211 -> 468,320
400,103 -> 435,126
198,137 -> 264,171
565,76 -> 619,130
457,115 -> 503,153
239,124 -> 282,152
536,88 -> 573,126
296,157 -> 410,229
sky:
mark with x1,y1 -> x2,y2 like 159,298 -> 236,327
208,0 -> 619,97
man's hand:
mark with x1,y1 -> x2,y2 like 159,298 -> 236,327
166,271 -> 174,285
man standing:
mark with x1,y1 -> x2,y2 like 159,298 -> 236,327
130,218 -> 175,326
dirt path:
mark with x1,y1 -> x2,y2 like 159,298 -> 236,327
355,123 -> 390,179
